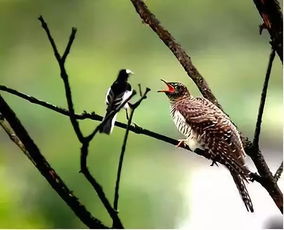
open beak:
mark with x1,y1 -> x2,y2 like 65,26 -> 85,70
158,79 -> 175,93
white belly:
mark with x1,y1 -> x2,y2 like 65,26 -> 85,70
171,109 -> 204,151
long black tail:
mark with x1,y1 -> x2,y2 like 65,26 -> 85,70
230,170 -> 254,212
99,113 -> 117,135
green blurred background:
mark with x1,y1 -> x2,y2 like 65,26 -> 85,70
0,0 -> 282,228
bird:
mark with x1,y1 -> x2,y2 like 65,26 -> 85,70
158,79 -> 254,212
99,69 -> 133,134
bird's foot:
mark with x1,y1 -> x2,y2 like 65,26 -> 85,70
210,160 -> 219,167
176,139 -> 187,148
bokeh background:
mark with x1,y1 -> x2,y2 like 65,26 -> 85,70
0,0 -> 282,229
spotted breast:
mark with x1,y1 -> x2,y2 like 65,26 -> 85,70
170,106 -> 204,151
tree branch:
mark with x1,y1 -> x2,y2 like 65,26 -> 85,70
253,49 -> 275,148
0,95 -> 107,228
246,48 -> 283,212
253,0 -> 283,62
129,0 -> 283,213
113,88 -> 150,217
38,16 -> 124,228
0,86 -> 201,155
38,16 -> 84,143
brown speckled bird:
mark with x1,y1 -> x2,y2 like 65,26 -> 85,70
158,80 -> 254,212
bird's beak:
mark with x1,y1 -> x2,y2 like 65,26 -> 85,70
158,79 -> 175,93
126,69 -> 134,75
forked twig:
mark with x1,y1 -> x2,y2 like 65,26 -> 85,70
38,15 -> 123,228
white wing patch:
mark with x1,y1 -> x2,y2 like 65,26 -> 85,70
105,87 -> 112,105
122,90 -> 132,109
105,87 -> 132,109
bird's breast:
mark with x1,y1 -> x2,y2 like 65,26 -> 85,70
171,108 -> 204,151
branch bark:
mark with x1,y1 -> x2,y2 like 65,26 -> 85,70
274,162 -> 283,182
0,95 -> 107,228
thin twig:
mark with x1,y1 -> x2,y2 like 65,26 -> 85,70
253,49 -> 276,148
113,110 -> 134,213
62,27 -> 77,63
274,162 -> 283,182
113,88 -> 150,215
0,95 -> 108,229
38,16 -> 84,143
138,83 -> 143,97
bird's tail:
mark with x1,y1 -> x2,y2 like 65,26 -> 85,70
230,170 -> 254,212
99,112 -> 117,135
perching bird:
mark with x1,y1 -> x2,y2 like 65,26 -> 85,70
158,80 -> 254,212
99,69 -> 133,134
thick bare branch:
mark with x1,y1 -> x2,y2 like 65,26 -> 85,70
0,95 -> 107,229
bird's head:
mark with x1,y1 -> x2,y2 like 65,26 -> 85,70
158,79 -> 190,100
117,69 -> 134,82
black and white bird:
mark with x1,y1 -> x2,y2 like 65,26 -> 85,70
99,69 -> 133,134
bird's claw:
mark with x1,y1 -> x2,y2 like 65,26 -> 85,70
176,139 -> 187,148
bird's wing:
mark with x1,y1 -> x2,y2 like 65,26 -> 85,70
105,83 -> 131,112
175,97 -> 248,175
